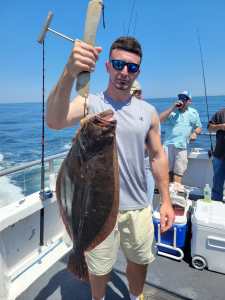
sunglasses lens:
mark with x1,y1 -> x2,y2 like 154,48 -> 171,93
128,63 -> 139,73
179,95 -> 189,101
111,60 -> 139,73
111,60 -> 125,71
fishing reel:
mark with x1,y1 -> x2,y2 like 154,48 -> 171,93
39,189 -> 53,200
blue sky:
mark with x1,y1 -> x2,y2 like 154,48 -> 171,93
1,0 -> 225,102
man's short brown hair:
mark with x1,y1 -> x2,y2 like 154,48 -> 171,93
109,36 -> 142,61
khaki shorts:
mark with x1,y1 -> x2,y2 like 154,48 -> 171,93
165,145 -> 188,176
85,206 -> 155,276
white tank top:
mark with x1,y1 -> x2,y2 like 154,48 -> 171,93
88,92 -> 156,210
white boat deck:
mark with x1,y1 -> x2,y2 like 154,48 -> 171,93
1,149 -> 224,300
16,248 -> 225,300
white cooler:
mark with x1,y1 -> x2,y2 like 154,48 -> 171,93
191,200 -> 225,273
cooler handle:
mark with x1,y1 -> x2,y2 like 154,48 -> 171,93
157,223 -> 177,247
156,243 -> 184,261
207,236 -> 225,250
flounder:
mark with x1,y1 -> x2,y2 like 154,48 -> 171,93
56,109 -> 119,280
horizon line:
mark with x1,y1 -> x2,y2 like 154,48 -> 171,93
0,94 -> 224,104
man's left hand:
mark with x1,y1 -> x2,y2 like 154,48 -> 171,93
159,202 -> 175,233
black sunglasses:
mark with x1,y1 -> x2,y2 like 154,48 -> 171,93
110,59 -> 140,73
178,94 -> 189,101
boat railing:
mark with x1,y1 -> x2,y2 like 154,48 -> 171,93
0,130 -> 215,206
0,131 -> 214,179
161,131 -> 216,151
0,152 -> 68,205
0,151 -> 67,177
0,132 -> 214,179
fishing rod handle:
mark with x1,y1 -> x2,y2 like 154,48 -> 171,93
37,11 -> 54,44
76,0 -> 103,98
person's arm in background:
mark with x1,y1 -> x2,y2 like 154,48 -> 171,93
208,111 -> 225,132
147,111 -> 175,232
208,123 -> 225,132
190,111 -> 202,141
159,100 -> 182,123
47,40 -> 102,129
189,127 -> 202,141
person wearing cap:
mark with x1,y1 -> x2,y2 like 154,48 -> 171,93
159,91 -> 202,183
130,80 -> 142,99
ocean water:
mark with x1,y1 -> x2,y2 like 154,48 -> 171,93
0,96 -> 224,206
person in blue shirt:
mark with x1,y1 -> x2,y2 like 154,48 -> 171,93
159,91 -> 202,183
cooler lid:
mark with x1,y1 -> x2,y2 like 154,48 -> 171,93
192,200 -> 225,230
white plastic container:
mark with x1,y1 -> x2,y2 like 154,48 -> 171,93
191,200 -> 225,273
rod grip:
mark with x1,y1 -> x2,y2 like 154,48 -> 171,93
76,0 -> 103,97
37,11 -> 54,44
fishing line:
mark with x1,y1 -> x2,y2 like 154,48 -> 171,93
196,29 -> 214,155
132,11 -> 138,36
127,0 -> 136,35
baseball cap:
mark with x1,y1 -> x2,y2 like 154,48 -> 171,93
177,90 -> 192,100
130,80 -> 142,94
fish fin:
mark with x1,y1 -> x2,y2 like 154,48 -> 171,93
67,250 -> 89,282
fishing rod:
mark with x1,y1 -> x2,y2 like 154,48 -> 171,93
38,37 -> 46,247
38,4 -> 105,100
37,13 -> 57,247
196,29 -> 214,156
37,2 -> 105,246
38,11 -> 75,44
37,11 -> 75,247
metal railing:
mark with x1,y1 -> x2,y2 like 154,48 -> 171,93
0,152 -> 68,206
0,152 -> 67,177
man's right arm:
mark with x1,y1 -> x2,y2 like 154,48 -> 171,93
147,112 -> 175,232
46,40 -> 102,129
159,101 -> 181,123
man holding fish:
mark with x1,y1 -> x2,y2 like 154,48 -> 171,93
47,36 -> 174,300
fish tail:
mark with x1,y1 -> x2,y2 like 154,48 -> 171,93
67,249 -> 89,281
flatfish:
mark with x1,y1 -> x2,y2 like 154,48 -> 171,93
56,109 -> 119,280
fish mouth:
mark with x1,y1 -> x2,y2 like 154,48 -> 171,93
94,110 -> 115,127
81,109 -> 115,127
97,109 -> 114,122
